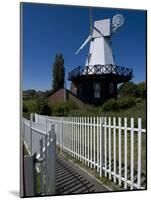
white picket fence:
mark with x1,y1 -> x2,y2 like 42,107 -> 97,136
34,113 -> 146,190
22,115 -> 56,195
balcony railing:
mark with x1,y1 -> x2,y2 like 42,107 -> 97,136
68,65 -> 133,81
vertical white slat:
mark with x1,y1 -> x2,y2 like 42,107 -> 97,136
66,118 -> 68,151
104,117 -> 107,177
113,117 -> 116,183
45,134 -> 48,195
79,117 -> 81,161
74,117 -> 76,157
39,137 -> 44,194
82,117 -> 85,163
90,117 -> 93,168
76,117 -> 78,159
74,117 -> 76,158
70,118 -> 71,154
78,117 -> 80,160
109,117 -> 111,180
72,117 -> 74,157
80,117 -> 82,161
64,118 -> 66,150
71,117 -> 73,156
30,113 -> 32,155
137,118 -> 142,189
81,117 -> 83,162
97,117 -> 99,172
87,117 -> 90,166
73,117 -> 76,158
99,117 -> 102,177
118,117 -> 122,186
124,117 -> 128,189
67,118 -> 68,151
131,118 -> 134,189
85,117 -> 87,164
60,118 -> 62,151
62,117 -> 64,152
77,117 -> 79,160
93,117 -> 96,169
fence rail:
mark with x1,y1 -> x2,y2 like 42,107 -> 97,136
34,113 -> 146,190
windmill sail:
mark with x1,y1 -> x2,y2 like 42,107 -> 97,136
75,35 -> 91,55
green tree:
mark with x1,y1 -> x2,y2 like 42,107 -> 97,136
118,82 -> 139,98
52,53 -> 65,90
137,82 -> 146,99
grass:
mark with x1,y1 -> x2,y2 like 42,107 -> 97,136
67,100 -> 146,128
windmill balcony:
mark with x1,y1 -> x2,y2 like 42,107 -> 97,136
68,64 -> 133,83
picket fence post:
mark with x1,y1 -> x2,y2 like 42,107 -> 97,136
30,113 -> 33,155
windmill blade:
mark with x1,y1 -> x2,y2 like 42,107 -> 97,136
75,35 -> 91,55
89,8 -> 93,37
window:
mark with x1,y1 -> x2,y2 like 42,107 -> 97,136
109,82 -> 114,94
94,83 -> 100,98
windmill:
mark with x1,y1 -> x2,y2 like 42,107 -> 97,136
68,10 -> 132,105
75,12 -> 124,71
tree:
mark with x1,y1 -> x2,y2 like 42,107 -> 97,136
52,53 -> 65,90
118,82 -> 139,98
137,82 -> 146,99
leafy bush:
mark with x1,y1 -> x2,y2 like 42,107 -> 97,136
102,97 -> 136,111
52,102 -> 68,116
38,102 -> 52,115
52,100 -> 78,116
23,99 -> 52,116
137,82 -> 146,99
118,82 -> 139,98
118,81 -> 146,100
23,100 -> 38,113
118,97 -> 136,110
102,99 -> 118,111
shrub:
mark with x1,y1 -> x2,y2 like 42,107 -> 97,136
118,82 -> 139,98
23,100 -> 38,113
102,97 -> 136,112
52,100 -> 78,116
137,82 -> 146,99
102,99 -> 118,111
118,97 -> 136,110
52,102 -> 68,116
38,102 -> 52,116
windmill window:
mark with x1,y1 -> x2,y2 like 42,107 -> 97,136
109,82 -> 114,94
94,83 -> 100,98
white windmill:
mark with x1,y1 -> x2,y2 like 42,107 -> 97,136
68,11 -> 132,105
75,11 -> 124,74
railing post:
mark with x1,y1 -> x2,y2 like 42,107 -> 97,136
60,117 -> 63,152
45,133 -> 48,195
39,137 -> 44,195
24,153 -> 37,197
48,124 -> 56,195
99,117 -> 104,177
101,117 -> 105,167
30,113 -> 33,155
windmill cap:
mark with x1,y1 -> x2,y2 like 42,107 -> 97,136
93,18 -> 110,37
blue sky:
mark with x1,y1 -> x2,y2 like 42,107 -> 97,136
22,3 -> 146,91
